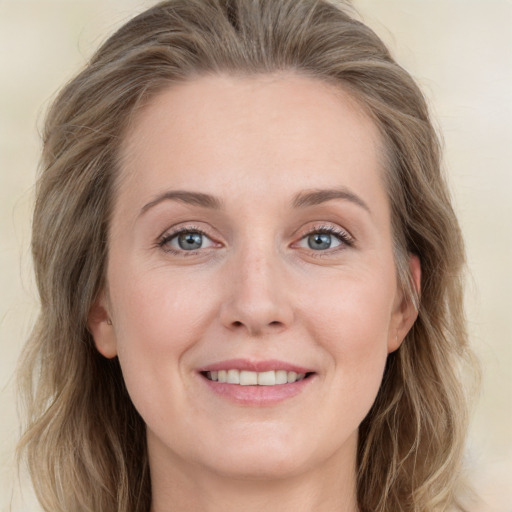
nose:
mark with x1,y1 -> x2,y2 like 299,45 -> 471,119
219,245 -> 294,337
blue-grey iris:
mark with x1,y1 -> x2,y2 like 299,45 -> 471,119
308,233 -> 331,250
178,232 -> 203,250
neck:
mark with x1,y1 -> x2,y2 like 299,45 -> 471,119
148,436 -> 359,512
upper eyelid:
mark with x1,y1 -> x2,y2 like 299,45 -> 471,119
303,225 -> 350,235
295,223 -> 354,240
159,223 -> 214,240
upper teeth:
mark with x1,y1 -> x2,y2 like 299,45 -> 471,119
206,369 -> 307,385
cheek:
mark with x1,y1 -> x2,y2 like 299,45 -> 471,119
304,267 -> 395,344
112,266 -> 211,344
303,270 -> 395,394
108,268 -> 215,399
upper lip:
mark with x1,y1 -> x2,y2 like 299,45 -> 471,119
198,358 -> 314,374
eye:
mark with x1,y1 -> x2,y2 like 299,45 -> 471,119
305,232 -> 339,250
159,229 -> 216,253
295,227 -> 353,251
299,231 -> 341,251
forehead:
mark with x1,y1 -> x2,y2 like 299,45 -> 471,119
116,72 -> 387,214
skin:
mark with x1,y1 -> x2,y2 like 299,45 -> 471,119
89,73 -> 420,512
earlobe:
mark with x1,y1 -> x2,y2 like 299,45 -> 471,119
388,254 -> 421,353
88,295 -> 118,359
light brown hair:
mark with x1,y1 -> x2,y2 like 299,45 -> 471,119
18,1 -> 476,510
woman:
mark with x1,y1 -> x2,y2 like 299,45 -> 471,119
18,0 -> 477,511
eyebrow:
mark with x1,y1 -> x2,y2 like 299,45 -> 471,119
292,188 -> 371,214
140,190 -> 222,216
139,186 -> 371,217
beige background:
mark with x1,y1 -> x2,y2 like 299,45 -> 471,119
1,1 -> 510,510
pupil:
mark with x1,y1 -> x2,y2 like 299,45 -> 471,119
178,232 -> 202,250
308,233 -> 331,250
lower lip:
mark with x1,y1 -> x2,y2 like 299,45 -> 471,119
200,374 -> 314,406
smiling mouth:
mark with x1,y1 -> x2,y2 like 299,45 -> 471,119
201,369 -> 315,386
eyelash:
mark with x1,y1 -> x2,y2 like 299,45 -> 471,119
156,224 -> 354,256
297,224 -> 354,253
157,226 -> 214,256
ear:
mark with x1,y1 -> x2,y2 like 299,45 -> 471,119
387,254 -> 421,354
88,292 -> 118,359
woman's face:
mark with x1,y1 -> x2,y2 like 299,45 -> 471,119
90,73 -> 419,482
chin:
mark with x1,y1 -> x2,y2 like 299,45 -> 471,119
207,451 -> 309,481
195,429 -> 322,481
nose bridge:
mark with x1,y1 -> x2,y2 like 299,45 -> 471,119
220,235 -> 293,335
